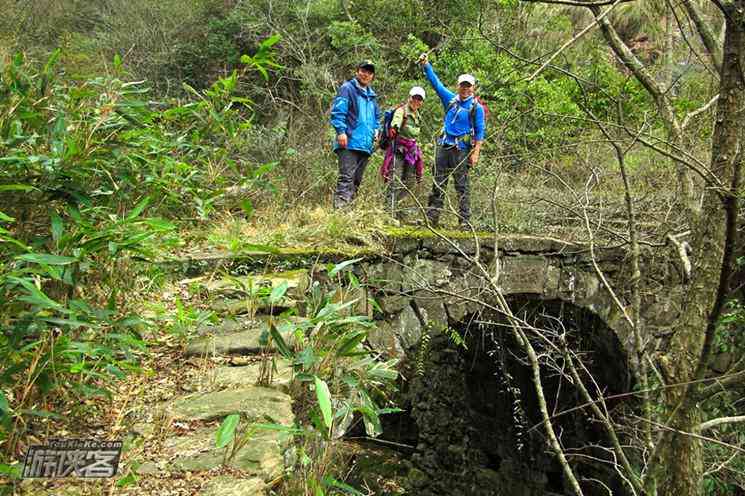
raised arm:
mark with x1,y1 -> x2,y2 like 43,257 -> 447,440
422,63 -> 455,109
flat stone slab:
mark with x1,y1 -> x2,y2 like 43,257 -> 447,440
209,360 -> 293,394
194,315 -> 266,336
201,476 -> 266,496
167,386 -> 294,423
210,296 -> 297,316
187,270 -> 310,299
185,317 -> 294,357
138,425 -> 289,481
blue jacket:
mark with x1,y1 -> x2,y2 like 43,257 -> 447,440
423,63 -> 486,151
330,78 -> 381,155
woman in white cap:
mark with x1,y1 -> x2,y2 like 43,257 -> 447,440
418,53 -> 485,228
380,86 -> 426,219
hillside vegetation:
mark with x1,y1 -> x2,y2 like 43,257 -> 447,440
1,0 -> 743,495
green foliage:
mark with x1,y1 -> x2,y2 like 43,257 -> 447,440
398,35 -> 429,65
0,51 -> 276,222
327,21 -> 382,66
0,44 -> 281,455
699,294 -> 745,493
216,413 -> 240,449
416,330 -> 431,376
0,204 -> 156,451
241,35 -> 284,81
261,261 -> 399,494
214,413 -> 259,466
283,279 -> 399,439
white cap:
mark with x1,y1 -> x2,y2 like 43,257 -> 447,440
409,86 -> 426,99
457,73 -> 476,86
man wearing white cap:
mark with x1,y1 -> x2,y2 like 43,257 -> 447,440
380,86 -> 426,218
418,53 -> 485,228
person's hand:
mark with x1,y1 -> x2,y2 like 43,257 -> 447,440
337,133 -> 348,148
469,149 -> 480,165
388,127 -> 397,139
417,53 -> 428,66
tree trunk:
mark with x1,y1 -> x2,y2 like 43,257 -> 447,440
652,3 -> 745,494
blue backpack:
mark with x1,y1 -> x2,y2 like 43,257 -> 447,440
378,104 -> 407,150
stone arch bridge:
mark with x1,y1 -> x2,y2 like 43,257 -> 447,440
358,233 -> 683,376
169,230 -> 685,380
167,230 -> 688,496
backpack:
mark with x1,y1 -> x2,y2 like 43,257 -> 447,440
445,95 -> 489,139
378,104 -> 408,150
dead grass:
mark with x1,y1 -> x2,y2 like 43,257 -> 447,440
175,149 -> 685,258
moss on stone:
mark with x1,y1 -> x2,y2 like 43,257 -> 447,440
381,226 -> 493,240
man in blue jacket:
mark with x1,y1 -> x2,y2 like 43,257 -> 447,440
330,60 -> 382,209
418,53 -> 485,228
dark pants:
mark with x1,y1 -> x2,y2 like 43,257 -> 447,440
386,151 -> 416,217
427,145 -> 470,224
334,149 -> 370,208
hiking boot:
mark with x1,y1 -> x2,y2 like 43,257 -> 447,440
333,199 -> 346,210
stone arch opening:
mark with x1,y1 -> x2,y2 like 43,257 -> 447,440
406,295 -> 634,496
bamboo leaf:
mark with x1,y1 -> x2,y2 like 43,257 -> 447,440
322,476 -> 365,495
269,281 -> 289,304
215,414 -> 240,449
0,184 -> 37,192
314,376 -> 333,434
17,253 -> 77,265
336,330 -> 367,356
126,197 -> 151,220
328,257 -> 363,277
240,199 -> 254,219
269,323 -> 293,358
261,34 -> 282,48
51,213 -> 63,243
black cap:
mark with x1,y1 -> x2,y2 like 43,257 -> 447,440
356,60 -> 375,72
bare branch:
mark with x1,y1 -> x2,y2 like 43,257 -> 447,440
521,0 -> 634,6
527,0 -> 624,82
681,94 -> 720,131
666,233 -> 692,281
564,347 -> 643,494
698,415 -> 745,432
700,364 -> 745,398
516,327 -> 586,496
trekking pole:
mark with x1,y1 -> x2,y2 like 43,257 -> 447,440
390,131 -> 399,214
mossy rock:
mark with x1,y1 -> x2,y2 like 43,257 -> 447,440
192,269 -> 310,300
209,360 -> 293,394
210,296 -> 297,316
200,476 -> 266,496
185,317 -> 294,357
138,425 -> 289,480
167,386 -> 293,423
